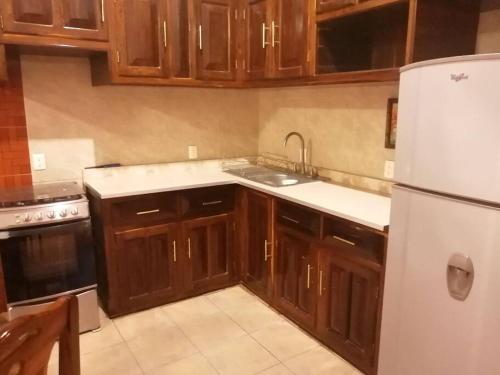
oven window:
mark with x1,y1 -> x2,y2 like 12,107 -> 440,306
0,219 -> 96,304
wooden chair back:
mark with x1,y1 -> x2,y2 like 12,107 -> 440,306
0,296 -> 80,375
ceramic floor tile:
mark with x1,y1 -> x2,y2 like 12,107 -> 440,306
81,342 -> 142,375
204,335 -> 279,375
206,286 -> 257,312
284,346 -> 362,375
251,321 -> 318,361
258,364 -> 294,375
126,325 -> 198,372
114,307 -> 175,340
175,310 -> 247,352
79,317 -> 123,355
146,353 -> 218,375
163,295 -> 220,324
224,299 -> 284,333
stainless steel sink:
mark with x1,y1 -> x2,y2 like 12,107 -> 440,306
224,166 -> 316,187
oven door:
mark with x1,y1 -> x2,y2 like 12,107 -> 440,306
0,219 -> 97,305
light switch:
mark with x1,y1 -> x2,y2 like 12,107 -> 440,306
188,145 -> 198,160
32,153 -> 47,171
384,160 -> 395,179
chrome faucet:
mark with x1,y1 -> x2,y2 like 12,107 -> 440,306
284,132 -> 306,174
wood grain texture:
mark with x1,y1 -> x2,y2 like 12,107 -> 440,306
0,46 -> 32,189
0,296 -> 80,375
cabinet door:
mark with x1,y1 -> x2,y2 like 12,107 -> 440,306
184,214 -> 234,292
114,0 -> 168,77
114,224 -> 179,312
317,246 -> 380,372
60,0 -> 107,40
1,0 -> 55,35
244,0 -> 270,80
166,0 -> 192,78
271,0 -> 309,78
243,190 -> 273,300
316,0 -> 357,13
274,228 -> 316,328
194,0 -> 237,80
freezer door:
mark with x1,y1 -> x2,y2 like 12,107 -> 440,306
395,57 -> 500,203
379,186 -> 500,375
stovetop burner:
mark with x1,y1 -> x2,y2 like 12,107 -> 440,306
0,182 -> 85,209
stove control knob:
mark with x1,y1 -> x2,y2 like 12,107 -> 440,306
47,211 -> 56,219
59,209 -> 68,218
23,214 -> 32,223
35,213 -> 43,221
71,208 -> 79,216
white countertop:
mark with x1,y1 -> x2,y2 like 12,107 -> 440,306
84,160 -> 391,231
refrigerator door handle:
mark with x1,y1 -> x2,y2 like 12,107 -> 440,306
447,253 -> 474,301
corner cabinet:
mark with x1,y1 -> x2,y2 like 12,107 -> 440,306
194,0 -> 237,80
0,0 -> 107,40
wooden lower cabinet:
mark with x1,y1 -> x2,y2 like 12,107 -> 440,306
183,213 -> 235,293
274,227 -> 317,329
114,223 -> 180,313
316,244 -> 381,374
242,189 -> 273,301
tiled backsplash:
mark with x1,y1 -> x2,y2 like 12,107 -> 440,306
0,47 -> 32,188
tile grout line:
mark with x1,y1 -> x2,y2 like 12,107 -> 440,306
110,317 -> 146,375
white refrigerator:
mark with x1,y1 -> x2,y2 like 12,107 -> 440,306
378,54 -> 500,375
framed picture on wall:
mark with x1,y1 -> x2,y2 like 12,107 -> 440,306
385,98 -> 398,149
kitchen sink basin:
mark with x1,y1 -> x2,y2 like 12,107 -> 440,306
224,166 -> 316,187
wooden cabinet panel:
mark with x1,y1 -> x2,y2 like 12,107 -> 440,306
166,0 -> 192,78
114,223 -> 179,311
244,0 -> 269,80
60,0 -> 107,40
271,0 -> 309,78
274,228 -> 316,328
114,0 -> 167,77
195,0 -> 237,80
0,45 -> 7,82
1,0 -> 106,40
316,0 -> 357,13
243,190 -> 273,300
317,245 -> 380,374
183,214 -> 234,292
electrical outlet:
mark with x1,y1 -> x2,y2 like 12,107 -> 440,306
188,145 -> 198,160
32,153 -> 47,171
384,160 -> 395,179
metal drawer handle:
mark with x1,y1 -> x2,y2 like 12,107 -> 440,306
173,240 -> 177,263
136,209 -> 160,216
307,264 -> 312,289
333,235 -> 356,247
264,239 -> 271,262
187,238 -> 191,259
202,200 -> 223,206
281,215 -> 300,224
319,270 -> 324,296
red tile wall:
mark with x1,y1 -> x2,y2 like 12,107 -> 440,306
0,47 -> 32,188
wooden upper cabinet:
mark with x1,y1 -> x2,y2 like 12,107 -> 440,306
243,0 -> 270,80
183,214 -> 234,292
271,0 -> 309,78
274,228 -> 317,329
243,190 -> 273,300
316,245 -> 380,374
114,0 -> 167,77
114,223 -> 179,312
194,0 -> 237,80
0,0 -> 107,40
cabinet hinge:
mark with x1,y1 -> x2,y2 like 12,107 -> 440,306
116,50 -> 120,64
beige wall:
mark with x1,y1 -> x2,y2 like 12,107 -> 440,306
477,8 -> 500,53
22,55 -> 259,183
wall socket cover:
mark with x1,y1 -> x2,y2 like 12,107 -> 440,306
384,160 -> 395,179
32,153 -> 47,171
188,145 -> 198,160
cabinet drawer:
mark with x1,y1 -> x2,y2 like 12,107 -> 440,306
111,192 -> 178,227
276,201 -> 321,237
179,185 -> 235,218
323,216 -> 385,264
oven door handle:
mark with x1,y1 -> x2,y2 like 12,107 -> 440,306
0,219 -> 91,240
